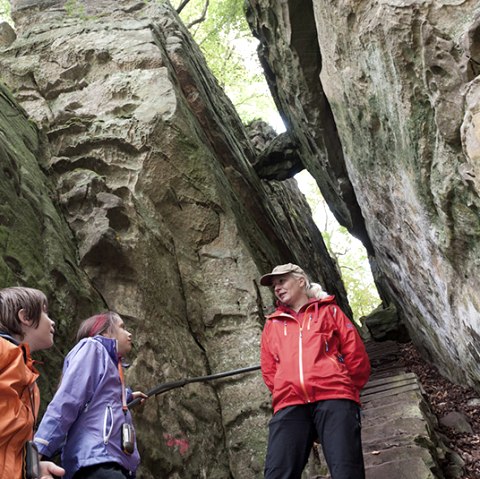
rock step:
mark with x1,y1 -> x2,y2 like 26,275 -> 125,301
361,341 -> 443,479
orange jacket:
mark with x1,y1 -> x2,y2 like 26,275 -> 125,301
261,296 -> 370,414
0,336 -> 40,479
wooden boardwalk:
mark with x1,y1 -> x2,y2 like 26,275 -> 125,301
361,341 -> 442,479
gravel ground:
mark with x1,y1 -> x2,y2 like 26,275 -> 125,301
400,343 -> 480,479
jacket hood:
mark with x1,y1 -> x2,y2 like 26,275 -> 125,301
0,332 -> 38,374
91,335 -> 118,363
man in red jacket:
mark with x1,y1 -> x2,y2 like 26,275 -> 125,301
260,264 -> 371,479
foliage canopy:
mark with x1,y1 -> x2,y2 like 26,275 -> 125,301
176,0 -> 279,125
297,171 -> 380,321
0,0 -> 10,22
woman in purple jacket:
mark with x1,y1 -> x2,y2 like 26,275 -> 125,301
34,312 -> 146,479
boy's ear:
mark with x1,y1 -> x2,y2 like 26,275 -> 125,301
18,308 -> 31,326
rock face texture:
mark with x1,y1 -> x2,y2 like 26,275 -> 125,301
6,0 -> 480,475
0,81 -> 103,401
0,1 -> 349,477
246,0 -> 480,392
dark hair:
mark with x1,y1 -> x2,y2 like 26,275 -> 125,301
76,311 -> 119,342
0,287 -> 48,338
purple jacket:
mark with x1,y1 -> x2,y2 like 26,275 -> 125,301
34,336 -> 140,478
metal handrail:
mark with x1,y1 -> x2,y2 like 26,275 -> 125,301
128,364 -> 261,408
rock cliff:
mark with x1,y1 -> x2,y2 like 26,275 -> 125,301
3,0 -> 479,476
0,0 -> 348,477
247,0 -> 480,391
0,80 -> 103,400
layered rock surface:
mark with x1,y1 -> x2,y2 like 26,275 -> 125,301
5,0 -> 479,476
246,0 -> 480,392
0,81 -> 103,401
0,1 -> 349,477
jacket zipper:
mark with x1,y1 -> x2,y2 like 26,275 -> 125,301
298,328 -> 310,402
299,305 -> 316,402
272,308 -> 315,403
103,405 -> 114,444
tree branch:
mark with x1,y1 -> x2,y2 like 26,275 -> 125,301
186,0 -> 209,28
176,0 -> 192,14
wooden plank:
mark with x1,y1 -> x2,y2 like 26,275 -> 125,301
364,372 -> 417,389
362,379 -> 418,397
361,383 -> 421,402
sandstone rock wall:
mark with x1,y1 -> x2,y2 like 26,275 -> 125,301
247,0 -> 480,391
0,81 -> 103,402
0,0 -> 349,476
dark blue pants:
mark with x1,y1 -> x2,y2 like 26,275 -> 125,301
73,462 -> 133,479
264,399 -> 365,479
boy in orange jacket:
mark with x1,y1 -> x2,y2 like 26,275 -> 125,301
0,286 -> 65,479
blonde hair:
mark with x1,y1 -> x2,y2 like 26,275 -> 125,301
290,272 -> 329,300
307,282 -> 330,300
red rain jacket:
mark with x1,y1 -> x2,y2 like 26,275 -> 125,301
261,296 -> 370,413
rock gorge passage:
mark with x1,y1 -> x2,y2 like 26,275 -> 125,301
0,0 -> 479,477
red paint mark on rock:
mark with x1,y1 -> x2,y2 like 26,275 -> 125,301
163,433 -> 189,455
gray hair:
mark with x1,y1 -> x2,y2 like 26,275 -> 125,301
290,272 -> 329,300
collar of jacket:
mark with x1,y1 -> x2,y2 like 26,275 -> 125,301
267,295 -> 335,320
0,332 -> 38,373
92,335 -> 119,363
0,332 -> 20,345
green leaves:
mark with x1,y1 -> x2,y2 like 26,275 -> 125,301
177,0 -> 278,125
296,171 -> 380,321
0,0 -> 11,23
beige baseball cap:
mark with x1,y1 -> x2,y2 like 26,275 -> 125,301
260,263 -> 306,286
